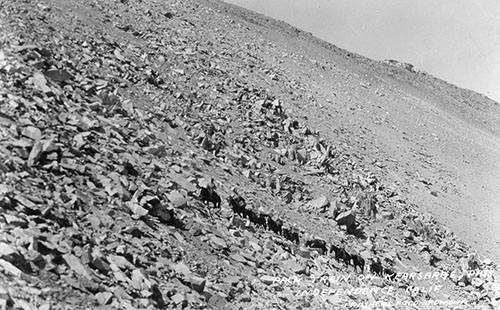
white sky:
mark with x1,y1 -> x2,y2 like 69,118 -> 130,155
224,0 -> 500,103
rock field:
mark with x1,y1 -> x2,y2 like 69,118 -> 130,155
0,0 -> 499,309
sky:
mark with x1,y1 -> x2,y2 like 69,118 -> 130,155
224,0 -> 500,103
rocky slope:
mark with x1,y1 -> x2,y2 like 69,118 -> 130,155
0,0 -> 499,309
219,1 -> 500,263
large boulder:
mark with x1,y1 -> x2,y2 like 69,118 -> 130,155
295,247 -> 311,259
296,149 -> 308,164
329,200 -> 343,218
308,195 -> 329,212
167,190 -> 187,208
335,210 -> 356,230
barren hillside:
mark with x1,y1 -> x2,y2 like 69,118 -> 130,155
216,1 -> 500,262
0,0 -> 499,309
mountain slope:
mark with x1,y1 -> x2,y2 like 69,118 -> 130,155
213,0 -> 500,262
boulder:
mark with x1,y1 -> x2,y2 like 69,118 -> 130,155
296,149 -> 308,164
295,247 -> 311,259
188,275 -> 206,293
487,282 -> 500,303
22,126 -> 42,141
0,243 -> 17,259
229,216 -> 246,229
95,292 -> 113,306
149,204 -> 173,223
329,200 -> 343,218
172,262 -> 192,276
335,210 -> 355,229
260,275 -> 276,285
380,211 -> 394,220
3,214 -> 28,228
210,236 -> 228,249
167,190 -> 187,208
167,172 -> 197,193
284,259 -> 306,274
0,287 -> 13,309
308,195 -> 329,212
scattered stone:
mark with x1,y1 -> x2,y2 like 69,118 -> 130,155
380,211 -> 394,220
2,214 -> 28,228
335,210 -> 356,230
210,236 -> 228,250
187,275 -> 206,293
90,257 -> 110,273
295,248 -> 311,259
296,149 -> 308,164
167,172 -> 198,193
21,126 -> 42,141
284,259 -> 306,274
167,191 -> 187,208
63,254 -> 93,279
403,231 -> 413,239
128,203 -> 149,217
171,293 -> 186,305
107,255 -> 134,270
0,288 -> 13,310
32,72 -> 52,93
172,262 -> 191,277
0,259 -> 23,277
0,243 -> 17,259
260,275 -> 276,285
13,299 -> 37,310
206,293 -> 228,309
95,292 -> 113,305
308,195 -> 329,212
45,69 -> 73,82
